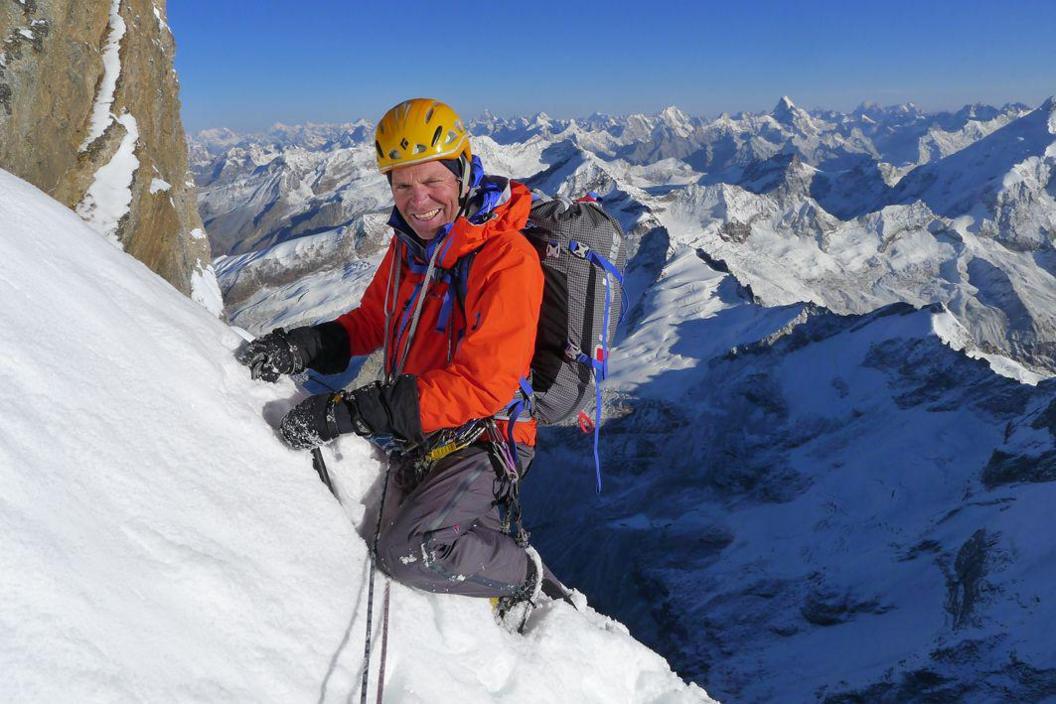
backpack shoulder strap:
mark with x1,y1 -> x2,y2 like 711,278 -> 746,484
452,248 -> 480,318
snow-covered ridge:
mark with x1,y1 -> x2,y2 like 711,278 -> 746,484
194,97 -> 1056,374
189,98 -> 1031,171
0,168 -> 712,702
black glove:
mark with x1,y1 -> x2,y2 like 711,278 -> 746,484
276,375 -> 425,451
342,375 -> 425,446
278,393 -> 340,450
236,328 -> 310,382
236,323 -> 351,382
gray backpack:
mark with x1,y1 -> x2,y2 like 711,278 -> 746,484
452,191 -> 626,490
522,193 -> 626,427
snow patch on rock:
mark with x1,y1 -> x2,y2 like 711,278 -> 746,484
190,260 -> 224,317
152,3 -> 169,34
149,177 -> 171,194
76,112 -> 139,247
930,304 -> 1045,385
80,0 -> 127,151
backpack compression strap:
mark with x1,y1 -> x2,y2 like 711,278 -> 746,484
568,239 -> 625,493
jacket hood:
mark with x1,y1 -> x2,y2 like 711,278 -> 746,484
388,158 -> 532,269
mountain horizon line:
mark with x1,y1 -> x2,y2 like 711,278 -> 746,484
191,95 -> 1050,138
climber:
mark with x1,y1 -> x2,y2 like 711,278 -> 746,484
236,98 -> 561,623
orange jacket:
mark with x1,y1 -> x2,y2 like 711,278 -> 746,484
335,179 -> 543,445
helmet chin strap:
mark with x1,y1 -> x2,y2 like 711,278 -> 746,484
458,153 -> 472,203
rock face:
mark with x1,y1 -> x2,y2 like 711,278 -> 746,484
0,0 -> 219,314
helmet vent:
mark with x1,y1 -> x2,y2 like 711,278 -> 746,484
431,126 -> 443,147
425,106 -> 435,123
444,130 -> 458,145
413,144 -> 427,154
388,149 -> 401,160
375,141 -> 384,158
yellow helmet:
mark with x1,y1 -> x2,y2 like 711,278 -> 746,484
374,98 -> 471,174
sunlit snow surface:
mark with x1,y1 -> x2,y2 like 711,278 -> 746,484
0,170 -> 712,703
190,260 -> 225,318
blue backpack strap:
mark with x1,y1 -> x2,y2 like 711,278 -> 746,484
569,239 -> 628,325
591,264 -> 614,492
568,239 -> 622,493
444,249 -> 478,327
501,377 -> 534,467
433,248 -> 482,365
435,286 -> 455,334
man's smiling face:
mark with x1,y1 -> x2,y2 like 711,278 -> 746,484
390,160 -> 460,240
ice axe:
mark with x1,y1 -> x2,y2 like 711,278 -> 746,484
233,327 -> 339,497
311,447 -> 336,496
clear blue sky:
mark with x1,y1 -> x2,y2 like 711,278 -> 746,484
169,0 -> 1056,133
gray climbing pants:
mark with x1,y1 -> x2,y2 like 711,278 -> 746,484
376,443 -> 534,598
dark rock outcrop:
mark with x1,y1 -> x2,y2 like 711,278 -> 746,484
0,0 -> 217,311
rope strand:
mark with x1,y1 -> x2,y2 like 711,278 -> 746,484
381,242 -> 401,384
375,582 -> 392,704
360,460 -> 394,704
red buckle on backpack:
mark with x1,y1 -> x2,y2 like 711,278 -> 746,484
577,410 -> 595,434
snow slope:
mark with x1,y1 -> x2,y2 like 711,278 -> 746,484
526,286 -> 1056,702
0,169 -> 712,703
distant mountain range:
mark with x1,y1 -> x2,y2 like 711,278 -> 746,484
190,96 -> 1056,377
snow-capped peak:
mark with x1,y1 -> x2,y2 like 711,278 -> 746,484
771,95 -> 805,126
655,105 -> 693,137
1040,94 -> 1056,134
531,111 -> 553,126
